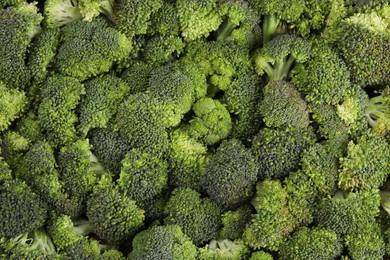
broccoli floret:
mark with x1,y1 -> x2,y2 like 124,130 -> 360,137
0,82 -> 27,132
148,61 -> 206,127
176,0 -> 222,41
64,238 -> 101,259
260,80 -> 309,128
254,34 -> 311,81
314,189 -> 381,235
0,2 -> 43,89
249,0 -> 306,43
0,176 -> 47,239
167,128 -> 210,191
365,86 -> 390,130
77,74 -> 130,137
251,126 -> 316,179
149,0 -> 180,36
164,188 -> 222,245
38,75 -> 85,146
250,251 -> 274,260
113,0 -> 163,38
143,35 -> 186,65
291,38 -> 352,105
244,180 -> 297,251
128,225 -> 197,260
219,205 -> 253,240
87,186 -> 145,245
198,239 -> 250,260
336,12 -> 390,87
338,130 -> 390,191
44,0 -> 82,28
118,149 -> 168,204
114,93 -> 169,157
55,18 -> 132,81
120,61 -> 155,94
184,98 -> 232,146
278,226 -> 343,260
201,139 -> 258,209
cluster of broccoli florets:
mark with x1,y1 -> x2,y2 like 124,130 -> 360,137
1,0 -> 390,259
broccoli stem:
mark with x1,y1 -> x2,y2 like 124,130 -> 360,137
73,219 -> 93,236
365,95 -> 390,128
263,14 -> 280,45
266,55 -> 295,81
216,19 -> 236,41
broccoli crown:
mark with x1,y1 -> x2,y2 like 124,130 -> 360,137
86,186 -> 145,245
219,205 -> 253,240
149,1 -> 180,36
251,126 -> 316,179
0,177 -> 47,239
113,0 -> 162,38
244,180 -> 297,251
338,130 -> 390,191
118,148 -> 168,204
291,39 -> 352,105
0,2 -> 42,89
77,74 -> 130,137
114,93 -> 169,157
164,188 -> 222,245
278,226 -> 343,260
250,251 -> 274,260
55,18 -> 132,81
201,139 -> 258,209
344,221 -> 386,260
27,27 -> 61,86
0,82 -> 27,132
38,75 -> 85,146
337,12 -> 390,87
149,61 -> 206,127
168,128 -> 210,191
300,143 -> 339,195
184,97 -> 232,146
315,189 -> 381,235
120,61 -> 155,94
143,35 -> 186,65
63,238 -> 101,259
198,239 -> 250,260
260,80 -> 309,128
176,0 -> 222,41
254,34 -> 311,81
129,225 -> 197,260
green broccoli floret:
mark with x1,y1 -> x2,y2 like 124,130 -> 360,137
176,0 -> 222,41
250,251 -> 274,260
244,180 -> 297,251
291,38 -> 352,105
0,0 -> 25,8
0,2 -> 43,89
254,34 -> 311,81
38,75 -> 85,146
44,0 -> 82,28
338,129 -> 390,191
251,126 -> 316,179
0,82 -> 27,132
300,143 -> 339,196
336,12 -> 390,87
201,139 -> 258,209
87,186 -> 145,245
148,61 -> 206,127
113,0 -> 163,38
0,228 -> 58,259
64,238 -> 101,259
149,0 -> 180,36
221,71 -> 263,141
184,98 -> 232,146
198,239 -> 250,260
164,188 -> 222,245
344,221 -> 385,260
114,93 -> 169,157
278,226 -> 343,260
89,126 -> 130,177
120,61 -> 155,94
143,35 -> 186,65
55,18 -> 132,81
167,128 -> 210,191
0,176 -> 47,239
314,189 -> 381,235
128,225 -> 197,260
365,86 -> 390,130
14,111 -> 43,145
249,0 -> 306,43
118,149 -> 168,204
260,80 -> 310,128
219,205 -> 253,240
77,74 -> 130,137
27,27 -> 61,86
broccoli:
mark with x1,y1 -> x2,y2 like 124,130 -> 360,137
128,225 -> 197,260
201,139 -> 258,209
142,35 -> 186,65
164,188 -> 222,245
219,205 -> 253,240
0,82 -> 27,132
120,61 -> 155,94
365,86 -> 390,130
198,239 -> 250,260
250,251 -> 274,260
44,0 -> 82,28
